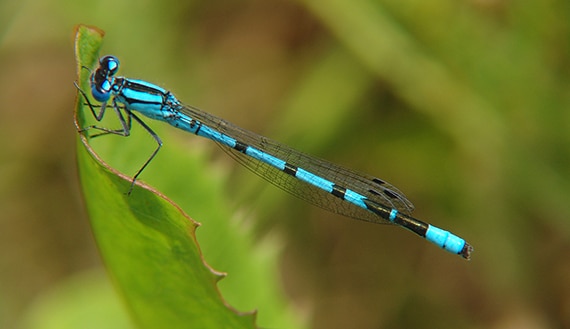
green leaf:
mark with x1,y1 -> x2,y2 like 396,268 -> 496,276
74,25 -> 256,329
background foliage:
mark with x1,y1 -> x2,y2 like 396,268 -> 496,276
1,0 -> 569,328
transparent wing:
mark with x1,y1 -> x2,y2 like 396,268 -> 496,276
179,103 -> 415,224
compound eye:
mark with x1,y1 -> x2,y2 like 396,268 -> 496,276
91,79 -> 112,102
100,55 -> 120,76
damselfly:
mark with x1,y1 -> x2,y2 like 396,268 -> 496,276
76,55 -> 473,259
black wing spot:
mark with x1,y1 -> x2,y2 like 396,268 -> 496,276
383,189 -> 400,199
372,178 -> 386,185
368,189 -> 381,196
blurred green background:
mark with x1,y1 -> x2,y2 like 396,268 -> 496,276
2,0 -> 570,328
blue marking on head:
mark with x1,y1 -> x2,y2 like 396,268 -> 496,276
100,55 -> 120,76
91,79 -> 112,102
90,55 -> 122,102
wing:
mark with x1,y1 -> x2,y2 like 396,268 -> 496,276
179,103 -> 415,224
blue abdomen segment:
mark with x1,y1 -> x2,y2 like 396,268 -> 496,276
343,189 -> 369,209
244,146 -> 287,170
425,225 -> 467,255
295,168 -> 334,193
